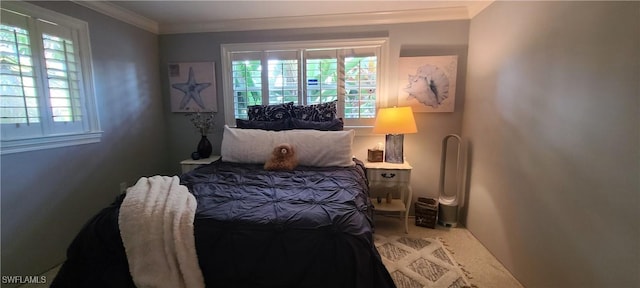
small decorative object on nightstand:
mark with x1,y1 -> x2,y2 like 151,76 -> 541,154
365,160 -> 413,233
196,135 -> 213,158
180,155 -> 220,173
367,149 -> 384,162
367,142 -> 384,162
186,111 -> 216,159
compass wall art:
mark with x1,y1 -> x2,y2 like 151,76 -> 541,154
397,55 -> 458,112
168,62 -> 217,112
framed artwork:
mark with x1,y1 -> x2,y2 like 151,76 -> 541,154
397,55 -> 458,112
168,62 -> 217,112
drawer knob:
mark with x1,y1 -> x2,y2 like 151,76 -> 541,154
381,173 -> 396,178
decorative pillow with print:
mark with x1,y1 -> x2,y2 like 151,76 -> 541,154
290,118 -> 343,131
290,100 -> 337,122
247,102 -> 294,121
236,118 -> 291,131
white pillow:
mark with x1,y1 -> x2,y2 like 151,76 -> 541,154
221,125 -> 355,167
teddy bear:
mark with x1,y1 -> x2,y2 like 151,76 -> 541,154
264,143 -> 298,171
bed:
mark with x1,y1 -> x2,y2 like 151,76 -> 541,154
51,105 -> 396,287
183,158 -> 393,288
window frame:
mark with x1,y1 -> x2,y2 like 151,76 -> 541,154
221,38 -> 389,128
1,1 -> 101,155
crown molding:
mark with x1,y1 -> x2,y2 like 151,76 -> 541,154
467,1 -> 495,18
160,6 -> 471,34
71,1 -> 159,34
72,1 -> 494,35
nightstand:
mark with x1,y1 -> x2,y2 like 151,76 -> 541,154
180,156 -> 220,173
365,160 -> 413,233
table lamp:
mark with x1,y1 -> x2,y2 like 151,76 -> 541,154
372,106 -> 418,163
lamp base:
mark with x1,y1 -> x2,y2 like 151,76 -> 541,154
384,134 -> 404,163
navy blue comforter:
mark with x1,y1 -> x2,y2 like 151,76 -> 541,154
52,159 -> 395,288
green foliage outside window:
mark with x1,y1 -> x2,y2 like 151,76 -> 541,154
231,53 -> 376,120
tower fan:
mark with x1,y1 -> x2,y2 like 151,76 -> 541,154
438,134 -> 462,227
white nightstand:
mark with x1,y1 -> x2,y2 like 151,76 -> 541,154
365,160 -> 413,233
180,156 -> 220,173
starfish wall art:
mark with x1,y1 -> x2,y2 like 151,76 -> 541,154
168,62 -> 217,112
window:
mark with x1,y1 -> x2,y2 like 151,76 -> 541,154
1,2 -> 100,154
222,38 -> 388,127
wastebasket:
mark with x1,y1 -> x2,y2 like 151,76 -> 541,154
415,197 -> 438,228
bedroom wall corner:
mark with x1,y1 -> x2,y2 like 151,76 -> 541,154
462,1 -> 640,287
0,1 -> 171,285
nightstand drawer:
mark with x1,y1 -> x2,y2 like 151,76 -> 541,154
366,169 -> 410,184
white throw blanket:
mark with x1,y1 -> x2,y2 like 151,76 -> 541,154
118,176 -> 204,288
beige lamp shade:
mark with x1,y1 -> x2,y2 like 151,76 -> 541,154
372,106 -> 418,134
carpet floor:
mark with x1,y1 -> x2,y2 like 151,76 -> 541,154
373,215 -> 524,288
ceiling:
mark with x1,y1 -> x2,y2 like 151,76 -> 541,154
75,1 -> 493,34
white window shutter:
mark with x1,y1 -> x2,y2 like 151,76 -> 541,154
0,10 -> 44,139
221,38 -> 387,127
0,2 -> 101,154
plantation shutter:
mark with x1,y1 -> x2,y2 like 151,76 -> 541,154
305,47 -> 378,122
0,10 -> 43,138
1,1 -> 101,154
265,50 -> 298,105
36,18 -> 85,134
342,47 -> 377,120
230,52 -> 261,119
304,49 -> 339,106
222,39 -> 386,126
1,7 -> 90,140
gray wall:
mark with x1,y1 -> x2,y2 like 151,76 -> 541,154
8,3 -> 636,287
160,21 -> 469,211
0,1 -> 170,282
463,1 -> 639,287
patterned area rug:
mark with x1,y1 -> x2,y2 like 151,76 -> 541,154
374,234 -> 472,288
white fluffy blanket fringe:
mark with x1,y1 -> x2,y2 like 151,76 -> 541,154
118,176 -> 204,288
